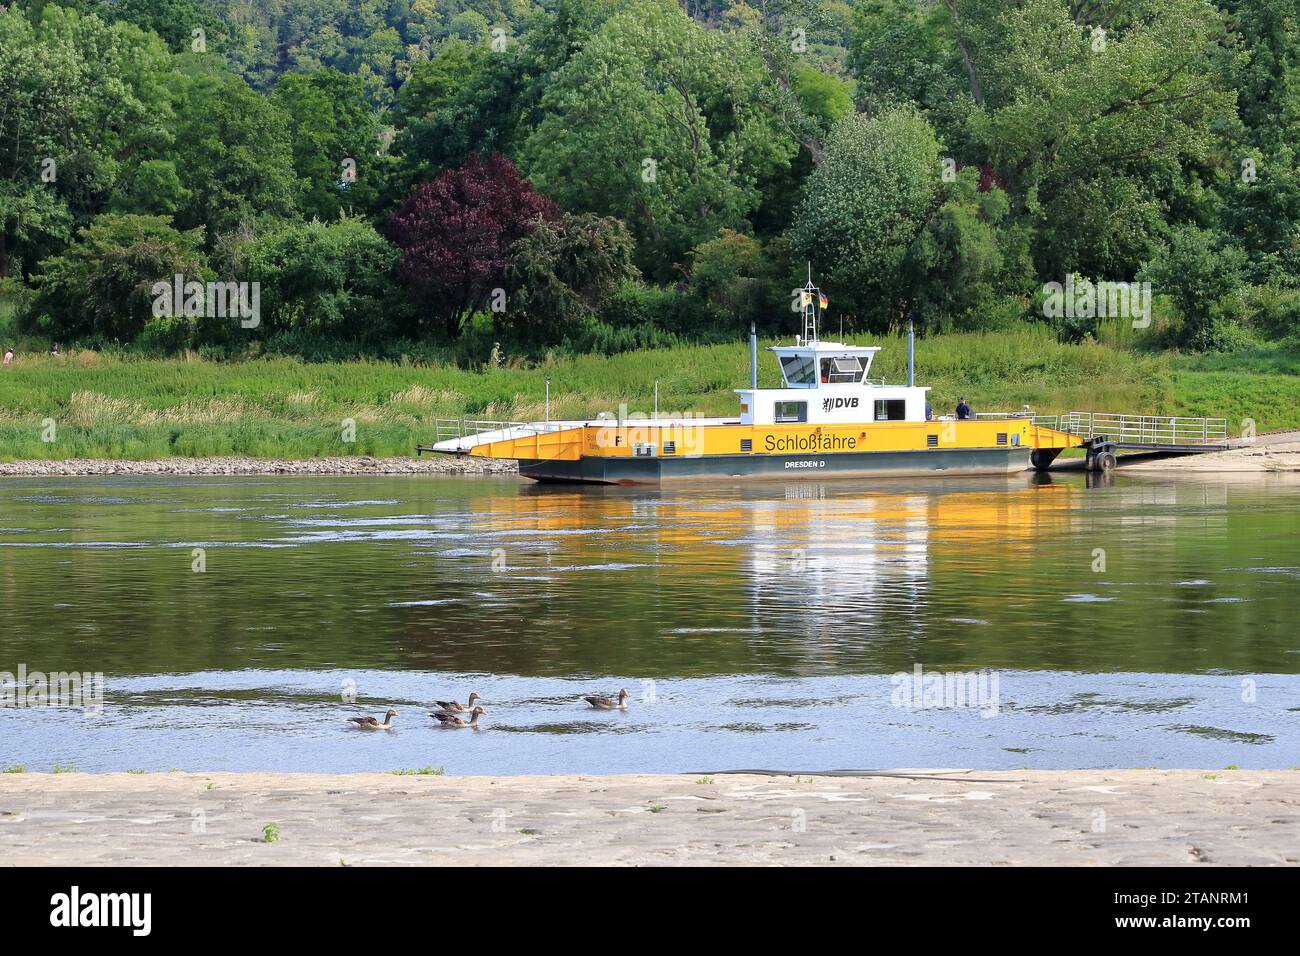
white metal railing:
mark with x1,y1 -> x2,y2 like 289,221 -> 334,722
1026,411 -> 1228,446
429,418 -> 576,442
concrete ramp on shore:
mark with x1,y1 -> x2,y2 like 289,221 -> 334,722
1121,431 -> 1300,473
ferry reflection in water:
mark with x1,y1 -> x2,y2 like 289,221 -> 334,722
476,476 -> 1085,675
744,488 -> 932,670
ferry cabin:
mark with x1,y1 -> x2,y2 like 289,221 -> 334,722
739,342 -> 926,430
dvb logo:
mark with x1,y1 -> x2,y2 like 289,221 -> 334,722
822,397 -> 859,412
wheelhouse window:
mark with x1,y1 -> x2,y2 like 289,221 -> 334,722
775,401 -> 808,423
779,354 -> 816,387
820,356 -> 865,384
874,399 -> 906,421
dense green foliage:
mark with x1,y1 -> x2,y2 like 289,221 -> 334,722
28,214 -> 207,344
2,0 -> 1300,364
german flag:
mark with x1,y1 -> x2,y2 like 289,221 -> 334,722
818,293 -> 828,309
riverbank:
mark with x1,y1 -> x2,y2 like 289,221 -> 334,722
0,454 -> 518,477
4,433 -> 1298,478
0,770 -> 1295,865
1122,431 -> 1300,473
0,332 -> 1295,462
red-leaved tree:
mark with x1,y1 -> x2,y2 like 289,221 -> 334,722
387,154 -> 560,338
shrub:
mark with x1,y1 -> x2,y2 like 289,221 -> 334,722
603,280 -> 727,340
237,216 -> 407,341
24,215 -> 207,344
1241,285 -> 1300,340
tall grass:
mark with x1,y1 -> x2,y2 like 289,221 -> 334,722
0,328 -> 1292,461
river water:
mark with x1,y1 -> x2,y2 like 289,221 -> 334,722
0,473 -> 1296,773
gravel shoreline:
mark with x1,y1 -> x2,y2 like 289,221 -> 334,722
0,455 -> 519,478
1,432 -> 1296,478
0,770 -> 1295,866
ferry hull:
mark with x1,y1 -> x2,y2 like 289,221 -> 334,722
520,447 -> 1032,485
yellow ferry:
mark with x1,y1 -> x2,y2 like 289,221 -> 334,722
424,280 -> 1084,484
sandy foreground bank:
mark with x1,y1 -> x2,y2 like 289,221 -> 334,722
0,455 -> 518,478
1,770 -> 1295,866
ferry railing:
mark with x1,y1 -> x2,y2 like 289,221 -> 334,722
979,411 -> 1228,448
429,418 -> 577,443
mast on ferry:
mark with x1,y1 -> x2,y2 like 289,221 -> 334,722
799,263 -> 827,344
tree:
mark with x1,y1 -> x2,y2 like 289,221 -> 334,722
1218,0 -> 1300,286
238,216 -> 405,339
448,11 -> 490,43
689,228 -> 772,326
523,0 -> 797,279
97,0 -> 228,53
1140,226 -> 1249,350
0,6 -> 176,277
395,41 -> 530,183
109,160 -> 190,217
902,169 -> 1033,331
502,212 -> 640,346
396,0 -> 610,184
793,67 -> 854,132
790,107 -> 943,325
273,69 -> 380,221
965,0 -> 1236,279
849,0 -> 974,152
26,214 -> 206,343
393,40 -> 487,128
0,8 -> 79,278
742,0 -> 838,166
1221,144 -> 1300,286
170,68 -> 301,241
386,154 -> 560,338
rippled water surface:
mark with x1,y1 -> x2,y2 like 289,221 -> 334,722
0,472 -> 1296,772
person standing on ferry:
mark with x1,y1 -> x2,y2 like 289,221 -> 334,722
956,396 -> 973,420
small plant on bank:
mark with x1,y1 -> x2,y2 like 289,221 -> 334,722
262,823 -> 281,843
51,764 -> 77,774
387,765 -> 446,775
2,766 -> 24,773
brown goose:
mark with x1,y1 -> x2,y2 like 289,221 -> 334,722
431,706 -> 487,728
349,709 -> 398,730
433,692 -> 483,713
584,689 -> 630,710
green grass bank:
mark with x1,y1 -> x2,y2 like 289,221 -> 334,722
0,326 -> 1295,461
